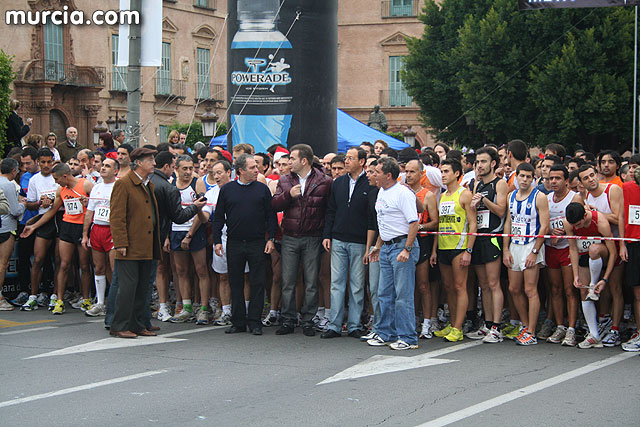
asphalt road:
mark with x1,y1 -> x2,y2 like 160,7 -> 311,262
1,308 -> 638,427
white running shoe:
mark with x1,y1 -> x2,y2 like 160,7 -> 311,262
578,333 -> 603,349
360,331 -> 377,342
0,297 -> 14,311
85,303 -> 106,317
367,335 -> 392,347
316,316 -> 330,332
465,325 -> 489,340
157,306 -> 172,322
602,329 -> 621,347
419,327 -> 433,339
21,295 -> 38,311
48,294 -> 58,311
621,331 -> 640,352
561,328 -> 577,347
585,287 -> 599,302
547,326 -> 567,344
482,328 -> 503,343
390,340 -> 418,350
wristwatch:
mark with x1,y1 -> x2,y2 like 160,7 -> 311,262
404,246 -> 413,252
465,247 -> 473,254
532,248 -> 538,255
269,237 -> 276,243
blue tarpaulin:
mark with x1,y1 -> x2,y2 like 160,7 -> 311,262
210,109 -> 408,153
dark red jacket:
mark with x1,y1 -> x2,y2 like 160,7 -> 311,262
271,165 -> 332,238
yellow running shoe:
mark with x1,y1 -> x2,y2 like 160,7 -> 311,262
502,324 -> 522,340
434,323 -> 452,337
52,299 -> 65,315
443,327 -> 464,342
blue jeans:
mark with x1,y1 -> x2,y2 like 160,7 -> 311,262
328,239 -> 366,333
105,259 -> 158,329
377,239 -> 419,344
368,260 -> 381,333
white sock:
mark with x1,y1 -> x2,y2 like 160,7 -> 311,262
510,319 -> 521,327
324,309 -> 331,320
94,275 -> 107,305
422,318 -> 431,329
245,301 -> 249,311
588,257 -> 603,286
160,302 -> 169,310
269,309 -> 277,316
317,307 -> 325,317
582,300 -> 600,340
222,304 -> 231,315
568,327 -> 575,333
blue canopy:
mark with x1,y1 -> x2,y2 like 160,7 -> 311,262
210,109 -> 408,153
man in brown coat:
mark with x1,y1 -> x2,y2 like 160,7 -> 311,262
109,147 -> 161,338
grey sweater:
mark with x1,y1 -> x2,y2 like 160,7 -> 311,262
0,176 -> 23,233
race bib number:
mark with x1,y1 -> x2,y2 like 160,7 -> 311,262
440,201 -> 455,216
550,216 -> 565,230
41,189 -> 56,201
629,205 -> 640,226
63,198 -> 83,215
476,210 -> 489,229
511,222 -> 526,243
94,206 -> 110,222
578,238 -> 598,254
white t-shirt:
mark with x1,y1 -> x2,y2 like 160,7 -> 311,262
87,182 -> 115,226
203,185 -> 227,237
375,182 -> 419,242
461,170 -> 476,187
26,172 -> 58,215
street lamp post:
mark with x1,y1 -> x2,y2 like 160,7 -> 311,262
200,107 -> 218,139
106,116 -> 117,133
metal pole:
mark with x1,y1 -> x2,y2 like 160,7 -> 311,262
634,6 -> 638,155
126,0 -> 142,148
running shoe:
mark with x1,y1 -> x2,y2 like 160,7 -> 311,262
52,299 -> 65,315
367,335 -> 392,347
462,319 -> 474,334
621,331 -> 640,352
0,297 -> 15,311
443,327 -> 463,342
547,326 -> 567,344
419,326 -> 433,339
21,295 -> 38,311
537,319 -> 556,340
390,340 -> 418,350
85,303 -> 106,317
174,303 -> 183,316
434,323 -> 452,338
602,329 -> 621,347
36,293 -> 49,307
170,310 -> 194,323
311,313 -> 322,327
360,331 -> 377,342
262,311 -> 278,327
195,309 -> 209,325
10,291 -> 28,307
578,333 -> 603,349
516,326 -> 528,341
598,315 -> 613,337
561,328 -> 577,347
316,316 -> 329,332
482,328 -> 503,343
517,331 -> 538,346
48,294 -> 58,311
465,325 -> 489,340
80,299 -> 92,312
157,306 -> 172,322
585,287 -> 599,302
502,324 -> 522,340
215,312 -> 232,326
71,297 -> 87,310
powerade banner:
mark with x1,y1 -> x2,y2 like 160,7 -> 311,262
519,0 -> 640,10
228,0 -> 338,155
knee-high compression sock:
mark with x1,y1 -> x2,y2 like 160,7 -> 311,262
94,275 -> 107,305
589,258 -> 603,286
582,300 -> 600,340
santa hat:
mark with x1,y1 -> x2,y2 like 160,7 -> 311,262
273,146 -> 290,162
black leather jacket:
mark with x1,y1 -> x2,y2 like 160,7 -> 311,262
149,169 -> 199,242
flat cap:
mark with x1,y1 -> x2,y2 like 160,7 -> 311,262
130,147 -> 158,162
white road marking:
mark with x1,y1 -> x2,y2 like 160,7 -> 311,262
416,351 -> 637,427
0,326 -> 58,336
0,370 -> 167,409
24,325 -> 225,359
318,341 -> 482,385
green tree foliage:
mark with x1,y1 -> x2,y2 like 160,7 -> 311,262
168,121 -> 227,149
403,1 -> 634,152
0,51 -> 16,155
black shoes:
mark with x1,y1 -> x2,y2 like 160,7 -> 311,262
251,326 -> 263,336
320,329 -> 341,339
348,329 -> 363,339
275,324 -> 295,335
225,325 -> 247,334
302,325 -> 316,337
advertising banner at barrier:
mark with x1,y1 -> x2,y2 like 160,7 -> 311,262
519,0 -> 639,10
227,0 -> 338,155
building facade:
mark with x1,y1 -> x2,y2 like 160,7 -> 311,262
1,0 -> 428,149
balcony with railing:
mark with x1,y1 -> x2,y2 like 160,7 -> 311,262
23,60 -> 105,87
155,78 -> 186,99
109,68 -> 128,92
194,82 -> 224,102
379,90 -> 416,108
381,1 -> 420,18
